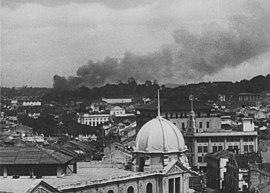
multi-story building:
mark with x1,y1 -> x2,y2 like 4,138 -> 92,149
136,98 -> 220,132
77,113 -> 110,127
137,98 -> 258,170
185,116 -> 258,169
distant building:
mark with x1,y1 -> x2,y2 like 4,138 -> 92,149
224,153 -> 261,193
249,163 -> 270,191
206,150 -> 234,190
28,112 -> 41,119
22,101 -> 42,107
77,113 -> 110,126
110,106 -> 126,116
102,148 -> 132,165
238,93 -> 261,106
102,97 -> 132,104
90,100 -> 107,112
136,98 -> 220,132
258,140 -> 270,163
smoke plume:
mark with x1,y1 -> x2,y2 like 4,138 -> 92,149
53,2 -> 270,89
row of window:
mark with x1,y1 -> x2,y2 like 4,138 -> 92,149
198,146 -> 208,153
198,145 -> 254,154
196,136 -> 255,143
198,156 -> 207,163
107,183 -> 153,193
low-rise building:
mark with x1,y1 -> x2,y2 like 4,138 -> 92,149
0,146 -> 74,178
224,153 -> 261,193
206,150 -> 234,190
110,106 -> 126,116
77,113 -> 110,126
102,97 -> 132,104
249,163 -> 270,191
22,101 -> 42,107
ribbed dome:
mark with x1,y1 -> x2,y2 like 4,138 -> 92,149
135,117 -> 187,153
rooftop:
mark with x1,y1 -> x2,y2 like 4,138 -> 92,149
137,98 -> 211,112
0,146 -> 73,165
206,150 -> 234,159
0,162 -> 136,192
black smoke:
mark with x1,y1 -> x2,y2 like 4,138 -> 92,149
53,2 -> 270,90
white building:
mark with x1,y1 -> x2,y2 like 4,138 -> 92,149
77,113 -> 110,126
185,113 -> 258,169
22,101 -> 42,107
102,97 -> 132,104
110,106 -> 126,116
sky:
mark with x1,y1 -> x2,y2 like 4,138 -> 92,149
1,0 -> 270,88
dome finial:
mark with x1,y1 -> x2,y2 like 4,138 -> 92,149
157,89 -> 161,118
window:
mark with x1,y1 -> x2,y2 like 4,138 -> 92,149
198,146 -> 202,153
169,179 -> 174,193
127,186 -> 134,193
108,191 -> 114,193
228,146 -> 233,150
211,137 -> 224,142
198,157 -> 203,163
182,122 -> 185,129
175,177 -> 180,193
244,145 -> 248,153
203,146 -> 208,153
146,183 -> 153,193
199,122 -> 202,128
213,146 -> 218,152
206,121 -> 210,128
197,138 -> 208,143
249,145 -> 254,152
243,137 -> 253,142
218,146 -> 223,151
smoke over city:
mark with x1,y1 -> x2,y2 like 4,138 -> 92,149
53,1 -> 270,90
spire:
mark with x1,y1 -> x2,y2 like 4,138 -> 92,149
188,94 -> 196,132
157,89 -> 161,118
189,94 -> 194,112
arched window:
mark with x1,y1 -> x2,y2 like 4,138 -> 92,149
127,186 -> 134,193
107,190 -> 114,193
147,183 -> 153,193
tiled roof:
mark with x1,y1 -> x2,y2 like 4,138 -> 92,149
206,150 -> 234,159
0,146 -> 73,165
235,153 -> 261,168
258,163 -> 270,174
136,98 -> 210,112
259,140 -> 270,152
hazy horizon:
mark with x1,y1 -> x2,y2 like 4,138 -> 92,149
1,0 -> 270,88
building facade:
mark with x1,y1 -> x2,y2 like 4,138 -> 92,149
206,150 -> 234,190
58,115 -> 196,193
77,113 -> 110,126
185,112 -> 258,169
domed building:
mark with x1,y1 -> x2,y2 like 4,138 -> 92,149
133,116 -> 189,172
3,107 -> 197,193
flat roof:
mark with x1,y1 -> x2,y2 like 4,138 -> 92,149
186,131 -> 257,137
